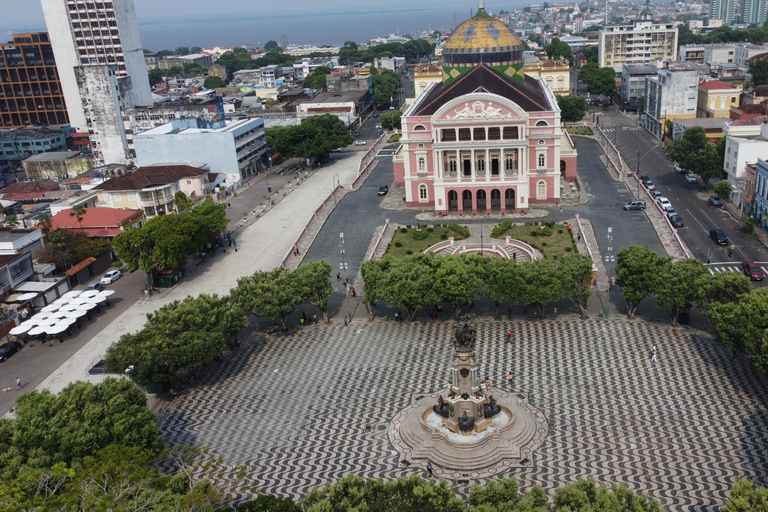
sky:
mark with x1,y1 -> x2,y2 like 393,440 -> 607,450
1,0 -> 494,29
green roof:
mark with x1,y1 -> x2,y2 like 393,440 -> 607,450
474,8 -> 491,19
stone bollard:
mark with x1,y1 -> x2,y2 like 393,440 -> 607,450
449,236 -> 455,246
505,235 -> 511,244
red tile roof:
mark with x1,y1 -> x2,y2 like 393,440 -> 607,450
94,165 -> 208,192
0,181 -> 59,195
49,207 -> 143,234
699,79 -> 735,91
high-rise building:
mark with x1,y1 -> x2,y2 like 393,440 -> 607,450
41,0 -> 153,165
0,33 -> 69,129
711,0 -> 736,25
598,22 -> 678,69
742,0 -> 766,26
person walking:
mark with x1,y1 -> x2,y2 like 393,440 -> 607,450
651,344 -> 657,362
506,330 -> 513,344
336,272 -> 341,281
484,377 -> 490,393
16,377 -> 21,391
313,314 -> 318,325
507,308 -> 512,319
732,347 -> 737,359
300,317 -> 304,329
507,371 -> 515,387
343,316 -> 348,327
426,461 -> 434,478
553,306 -> 558,316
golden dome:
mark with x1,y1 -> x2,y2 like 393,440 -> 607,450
443,9 -> 522,54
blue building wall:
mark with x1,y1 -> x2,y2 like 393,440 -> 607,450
0,130 -> 67,160
754,158 -> 768,230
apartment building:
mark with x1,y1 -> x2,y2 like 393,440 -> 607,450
620,64 -> 657,105
644,62 -> 702,139
697,79 -> 739,118
0,33 -> 69,129
711,0 -> 736,24
742,0 -> 766,25
598,22 -> 678,68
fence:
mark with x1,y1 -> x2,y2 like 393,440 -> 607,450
280,184 -> 343,268
351,131 -> 388,190
367,219 -> 390,261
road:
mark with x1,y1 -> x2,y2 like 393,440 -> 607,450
595,107 -> 768,281
0,268 -> 144,414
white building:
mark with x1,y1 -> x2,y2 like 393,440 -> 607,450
723,124 -> 768,186
598,21 -> 678,68
644,62 -> 702,139
734,43 -> 768,69
133,118 -> 268,186
41,0 -> 153,165
261,65 -> 283,89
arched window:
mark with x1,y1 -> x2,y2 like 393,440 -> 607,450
537,181 -> 547,199
536,120 -> 548,127
418,157 -> 426,172
538,153 -> 545,167
419,184 -> 428,201
414,125 -> 426,131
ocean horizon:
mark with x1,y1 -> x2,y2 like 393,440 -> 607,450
1,2 -> 531,52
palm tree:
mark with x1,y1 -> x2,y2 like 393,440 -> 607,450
4,214 -> 19,228
69,205 -> 86,231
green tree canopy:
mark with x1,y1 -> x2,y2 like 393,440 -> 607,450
616,245 -> 666,318
174,46 -> 190,56
710,287 -> 768,372
749,58 -> 768,86
714,180 -> 733,201
380,110 -> 402,130
302,66 -> 332,89
517,259 -> 567,317
295,260 -> 334,323
587,66 -> 618,96
434,255 -> 484,319
148,67 -> 164,86
105,294 -> 246,385
665,126 -> 720,190
264,40 -> 279,50
581,45 -> 599,63
374,69 -> 402,108
725,479 -> 768,511
266,114 -> 353,160
557,94 -> 588,122
652,258 -> 708,326
204,75 -> 226,89
232,267 -> 303,330
377,254 -> 438,321
544,37 -> 573,63
577,62 -> 599,84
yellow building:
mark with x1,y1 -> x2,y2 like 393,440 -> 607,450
523,58 -> 570,95
697,79 -> 740,118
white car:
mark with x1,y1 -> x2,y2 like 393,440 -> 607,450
354,140 -> 367,146
674,162 -> 685,174
100,270 -> 122,284
657,197 -> 673,212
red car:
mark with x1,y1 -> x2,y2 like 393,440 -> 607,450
742,262 -> 764,281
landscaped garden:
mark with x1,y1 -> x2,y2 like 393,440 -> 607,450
385,224 -> 469,258
491,220 -> 577,260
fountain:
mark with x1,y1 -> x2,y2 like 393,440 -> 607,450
389,317 -> 548,475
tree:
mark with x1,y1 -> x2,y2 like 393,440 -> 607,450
552,477 -> 663,511
710,288 -> 768,372
302,66 -> 331,89
295,260 -> 333,323
378,254 -> 437,321
148,67 -> 164,86
361,259 -> 388,321
343,41 -> 358,51
0,378 -> 162,479
587,66 -> 617,96
264,41 -> 279,50
68,204 -> 85,230
615,245 -> 666,318
3,214 -> 18,227
581,45 -> 599,63
577,62 -> 599,84
232,267 -> 302,331
714,180 -> 733,202
653,258 -> 708,326
238,495 -> 301,512
544,37 -> 573,63
175,190 -> 194,212
203,75 -> 225,89
749,59 -> 768,86
434,255 -> 483,319
557,94 -> 588,122
479,257 -> 520,318
562,254 -> 593,318
36,213 -> 52,235
725,480 -> 768,511
373,69 -> 401,108
677,24 -> 703,46
380,110 -> 402,130
105,294 -> 246,385
267,114 -> 353,161
182,62 -> 207,77
695,271 -> 751,313
665,126 -> 720,190
517,259 -> 566,318
635,94 -> 646,117
716,135 -> 728,168
174,46 -> 190,56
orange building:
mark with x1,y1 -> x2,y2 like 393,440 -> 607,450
0,33 -> 68,128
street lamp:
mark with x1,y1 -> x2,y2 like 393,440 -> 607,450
635,145 -> 659,195
480,225 -> 484,256
332,172 -> 340,205
339,233 -> 352,322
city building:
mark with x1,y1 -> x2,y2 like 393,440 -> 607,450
522,59 -> 570,96
412,66 -> 443,98
393,6 -> 577,216
644,62 -> 702,139
158,53 -> 214,70
133,118 -> 268,186
742,0 -> 766,25
620,64 -> 657,105
697,80 -> 740,118
598,22 -> 678,69
679,45 -> 705,64
752,158 -> 768,228
711,0 -> 736,24
41,0 -> 153,165
22,151 -> 93,181
0,127 -> 68,161
723,123 -> 768,207
93,164 -> 211,218
733,43 -> 768,69
0,228 -> 45,296
0,33 -> 68,129
671,117 -> 727,143
48,207 -> 144,238
293,57 -> 338,81
261,65 -> 283,89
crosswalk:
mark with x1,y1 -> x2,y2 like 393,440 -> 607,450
708,263 -> 768,276
601,126 -> 642,133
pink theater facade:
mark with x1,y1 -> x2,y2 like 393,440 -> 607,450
393,67 -> 577,216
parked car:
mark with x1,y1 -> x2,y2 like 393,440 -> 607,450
669,215 -> 684,228
651,191 -> 663,200
100,270 -> 122,284
0,341 -> 21,362
684,173 -> 697,184
623,200 -> 646,211
85,282 -> 104,292
709,195 -> 723,207
354,131 -> 361,136
377,185 -> 389,196
643,179 -> 656,191
674,163 -> 685,174
354,140 -> 367,146
709,228 -> 729,246
657,197 -> 673,211
742,262 -> 764,281
666,209 -> 677,219
639,175 -> 650,182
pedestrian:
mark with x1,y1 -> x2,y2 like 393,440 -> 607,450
554,306 -> 558,316
513,252 -> 517,261
651,344 -> 657,362
313,314 -> 318,325
426,461 -> 434,478
300,317 -> 305,329
344,316 -> 348,327
507,330 -> 513,343
351,287 -> 356,298
523,303 -> 528,314
732,347 -> 737,359
484,376 -> 490,392
373,299 -> 378,310
507,308 -> 512,319
336,272 -> 341,281
559,205 -> 563,213
577,233 -> 581,242
16,377 -> 21,390
433,314 -> 438,323
507,372 -> 514,387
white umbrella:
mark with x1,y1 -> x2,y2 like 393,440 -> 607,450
61,291 -> 82,300
52,297 -> 70,306
65,310 -> 88,319
96,290 -> 115,299
28,326 -> 47,336
80,290 -> 100,298
68,298 -> 88,306
45,324 -> 68,335
10,323 -> 33,335
76,303 -> 98,312
58,304 -> 78,312
32,312 -> 50,321
40,303 -> 59,313
56,317 -> 77,327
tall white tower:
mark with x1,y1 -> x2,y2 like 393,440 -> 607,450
41,0 -> 152,164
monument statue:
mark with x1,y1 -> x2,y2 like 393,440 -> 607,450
453,317 -> 476,352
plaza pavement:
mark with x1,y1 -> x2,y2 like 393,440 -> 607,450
31,151 -> 369,396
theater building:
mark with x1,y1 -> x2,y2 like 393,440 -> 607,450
393,3 -> 577,215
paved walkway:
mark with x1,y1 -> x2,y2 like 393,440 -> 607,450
31,151 -> 369,396
157,316 -> 768,511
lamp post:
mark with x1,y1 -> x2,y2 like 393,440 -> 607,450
480,224 -> 484,256
635,146 -> 659,195
339,233 -> 352,322
135,243 -> 149,292
332,172 -> 340,205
